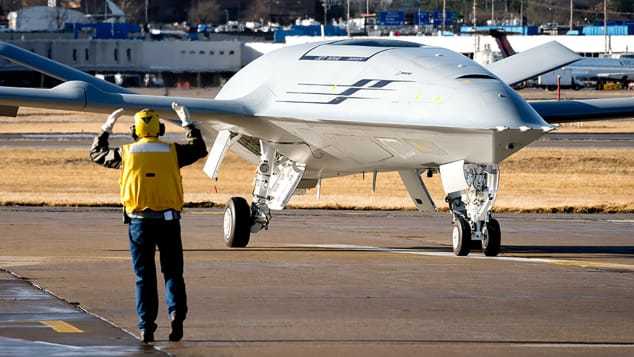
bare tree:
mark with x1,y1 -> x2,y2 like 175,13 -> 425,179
189,0 -> 222,23
117,0 -> 144,22
244,0 -> 269,21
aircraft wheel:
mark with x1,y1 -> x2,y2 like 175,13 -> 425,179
482,218 -> 501,257
223,197 -> 251,248
452,216 -> 471,256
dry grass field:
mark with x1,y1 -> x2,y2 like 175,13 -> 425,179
1,89 -> 633,212
1,145 -> 633,213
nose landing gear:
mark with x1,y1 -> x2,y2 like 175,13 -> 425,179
444,162 -> 501,257
452,215 -> 472,256
482,218 -> 501,256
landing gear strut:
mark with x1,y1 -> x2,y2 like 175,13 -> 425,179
445,163 -> 501,257
223,140 -> 276,247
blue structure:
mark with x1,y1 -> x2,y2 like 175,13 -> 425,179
582,24 -> 634,36
416,11 -> 456,26
65,23 -> 141,40
460,25 -> 538,35
377,11 -> 405,26
273,25 -> 347,43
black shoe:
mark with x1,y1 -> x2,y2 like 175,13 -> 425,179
168,313 -> 183,342
141,329 -> 154,343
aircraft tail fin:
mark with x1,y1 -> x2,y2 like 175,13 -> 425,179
489,30 -> 516,57
0,41 -> 133,95
486,41 -> 580,86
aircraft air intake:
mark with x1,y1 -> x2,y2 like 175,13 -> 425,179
456,74 -> 496,80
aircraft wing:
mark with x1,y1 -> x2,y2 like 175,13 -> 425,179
0,41 -> 133,95
486,41 -> 581,86
530,98 -> 634,123
0,80 -> 305,143
0,41 -> 300,142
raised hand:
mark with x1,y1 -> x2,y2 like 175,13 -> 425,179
171,102 -> 193,127
101,108 -> 125,133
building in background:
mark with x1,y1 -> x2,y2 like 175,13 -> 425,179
8,5 -> 88,31
78,0 -> 319,24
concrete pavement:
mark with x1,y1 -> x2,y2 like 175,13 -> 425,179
0,207 -> 633,356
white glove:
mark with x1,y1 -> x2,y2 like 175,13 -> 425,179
171,102 -> 193,127
101,108 -> 124,133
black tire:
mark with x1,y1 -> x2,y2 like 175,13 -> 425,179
452,216 -> 471,256
482,218 -> 501,257
223,197 -> 251,248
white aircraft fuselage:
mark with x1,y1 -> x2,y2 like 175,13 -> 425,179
209,39 -> 551,178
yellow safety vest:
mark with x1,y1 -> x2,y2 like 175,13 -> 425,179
119,138 -> 184,214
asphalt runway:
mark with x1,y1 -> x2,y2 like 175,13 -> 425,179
1,132 -> 634,148
0,207 -> 633,356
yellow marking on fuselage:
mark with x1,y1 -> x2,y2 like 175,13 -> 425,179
41,320 -> 83,333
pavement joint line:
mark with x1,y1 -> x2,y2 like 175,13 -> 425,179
292,244 -> 634,271
40,320 -> 83,333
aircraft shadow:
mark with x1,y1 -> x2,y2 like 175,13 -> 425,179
392,245 -> 634,258
108,246 -> 449,253
108,245 -> 634,257
181,246 -> 450,253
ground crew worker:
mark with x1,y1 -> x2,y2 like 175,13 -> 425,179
90,103 -> 207,343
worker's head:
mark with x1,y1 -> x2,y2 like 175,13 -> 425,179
131,109 -> 165,139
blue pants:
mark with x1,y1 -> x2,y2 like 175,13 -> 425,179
128,218 -> 187,332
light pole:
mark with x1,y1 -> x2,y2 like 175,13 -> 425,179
346,0 -> 350,36
569,0 -> 573,32
604,0 -> 608,54
473,0 -> 478,54
322,0 -> 328,27
490,0 -> 494,25
442,0 -> 446,34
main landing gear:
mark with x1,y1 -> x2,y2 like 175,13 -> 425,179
223,140 -> 276,248
446,163 -> 502,257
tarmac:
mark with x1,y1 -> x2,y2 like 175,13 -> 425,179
0,207 -> 633,356
0,270 -> 163,356
2,132 -> 634,148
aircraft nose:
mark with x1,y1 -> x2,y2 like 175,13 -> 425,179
478,81 -> 551,130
